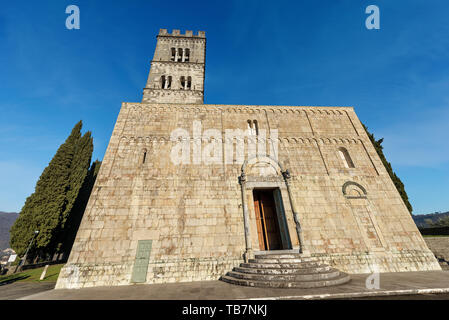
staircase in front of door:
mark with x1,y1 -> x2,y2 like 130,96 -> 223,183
221,253 -> 351,288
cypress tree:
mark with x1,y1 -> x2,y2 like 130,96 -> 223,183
51,131 -> 94,256
10,121 -> 82,257
362,124 -> 413,213
9,121 -> 96,262
60,160 -> 101,258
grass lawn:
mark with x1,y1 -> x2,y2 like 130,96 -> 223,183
0,264 -> 64,284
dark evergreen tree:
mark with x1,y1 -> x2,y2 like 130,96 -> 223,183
10,121 -> 97,262
51,131 -> 94,257
10,121 -> 83,257
59,160 -> 101,259
362,124 -> 413,213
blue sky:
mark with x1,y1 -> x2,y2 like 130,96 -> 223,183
0,0 -> 448,215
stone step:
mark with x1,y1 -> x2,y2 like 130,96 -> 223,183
241,262 -> 326,269
221,253 -> 350,289
227,269 -> 341,282
234,265 -> 333,275
254,254 -> 319,261
221,273 -> 351,289
255,253 -> 306,259
248,258 -> 318,264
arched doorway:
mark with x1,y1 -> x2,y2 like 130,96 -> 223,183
240,156 -> 296,252
253,188 -> 284,250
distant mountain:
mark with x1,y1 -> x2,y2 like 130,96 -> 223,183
413,211 -> 449,228
0,211 -> 19,251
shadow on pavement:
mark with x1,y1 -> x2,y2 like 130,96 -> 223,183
0,275 -> 30,286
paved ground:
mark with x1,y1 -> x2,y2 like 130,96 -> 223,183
337,293 -> 449,300
15,270 -> 449,300
0,282 -> 55,300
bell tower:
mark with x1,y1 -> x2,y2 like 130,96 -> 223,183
142,29 -> 206,104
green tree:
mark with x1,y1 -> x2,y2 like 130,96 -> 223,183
59,160 -> 101,258
50,131 -> 95,257
363,124 -> 413,213
430,216 -> 449,227
10,121 -> 95,262
424,218 -> 435,227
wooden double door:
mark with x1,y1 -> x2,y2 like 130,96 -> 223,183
253,189 -> 283,250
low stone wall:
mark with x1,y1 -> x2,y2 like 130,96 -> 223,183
56,249 -> 441,289
311,250 -> 441,274
147,256 -> 243,284
56,262 -> 133,289
56,257 -> 243,289
424,237 -> 449,261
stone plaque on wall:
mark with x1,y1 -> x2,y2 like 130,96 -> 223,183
131,240 -> 152,283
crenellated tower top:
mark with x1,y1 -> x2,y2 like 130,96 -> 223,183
142,29 -> 206,104
157,29 -> 206,38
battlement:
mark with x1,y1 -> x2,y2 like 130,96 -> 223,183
158,28 -> 206,38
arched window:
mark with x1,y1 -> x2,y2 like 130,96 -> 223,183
253,120 -> 259,136
167,76 -> 172,89
185,48 -> 190,62
247,120 -> 258,136
187,76 -> 192,90
170,48 -> 176,61
161,75 -> 172,89
177,48 -> 183,62
338,147 -> 355,168
247,120 -> 253,134
180,76 -> 186,89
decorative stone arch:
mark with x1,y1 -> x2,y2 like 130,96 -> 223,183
241,155 -> 285,178
238,156 -> 305,260
342,181 -> 387,250
342,181 -> 367,199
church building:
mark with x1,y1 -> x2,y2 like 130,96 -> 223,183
56,29 -> 440,289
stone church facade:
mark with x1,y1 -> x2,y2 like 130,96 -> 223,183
56,29 -> 440,289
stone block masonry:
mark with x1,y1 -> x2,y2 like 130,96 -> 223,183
424,237 -> 449,270
56,103 -> 441,289
55,29 -> 440,289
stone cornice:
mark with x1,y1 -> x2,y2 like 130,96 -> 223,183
151,60 -> 205,66
157,35 -> 206,41
142,88 -> 203,94
116,134 -> 365,146
122,102 -> 355,114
